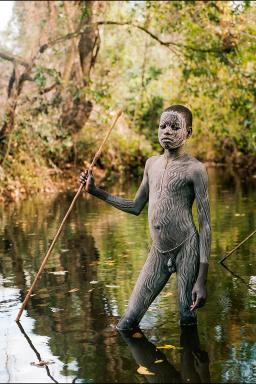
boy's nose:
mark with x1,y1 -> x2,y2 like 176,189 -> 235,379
164,126 -> 172,134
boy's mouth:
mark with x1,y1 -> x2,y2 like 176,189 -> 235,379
162,137 -> 175,142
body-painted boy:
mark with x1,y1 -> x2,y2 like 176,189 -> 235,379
80,105 -> 211,329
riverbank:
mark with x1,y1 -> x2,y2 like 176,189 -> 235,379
0,155 -> 255,204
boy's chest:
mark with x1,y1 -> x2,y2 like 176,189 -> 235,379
148,163 -> 193,196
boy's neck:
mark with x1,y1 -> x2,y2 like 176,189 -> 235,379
164,145 -> 186,161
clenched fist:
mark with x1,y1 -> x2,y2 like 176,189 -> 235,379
79,170 -> 95,193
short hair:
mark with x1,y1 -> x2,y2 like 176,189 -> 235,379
162,104 -> 192,130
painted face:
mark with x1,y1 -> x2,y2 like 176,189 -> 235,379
158,111 -> 188,149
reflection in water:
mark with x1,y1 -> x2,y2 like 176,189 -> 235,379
119,326 -> 210,383
220,263 -> 256,293
16,322 -> 59,384
0,167 -> 256,383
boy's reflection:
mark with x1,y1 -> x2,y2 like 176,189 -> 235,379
119,325 -> 210,383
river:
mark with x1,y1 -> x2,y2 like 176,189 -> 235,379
0,167 -> 255,383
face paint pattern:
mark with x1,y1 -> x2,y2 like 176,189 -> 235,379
158,111 -> 188,149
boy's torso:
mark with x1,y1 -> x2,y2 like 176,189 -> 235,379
147,154 -> 199,251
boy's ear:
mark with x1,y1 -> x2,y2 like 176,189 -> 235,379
187,127 -> 192,138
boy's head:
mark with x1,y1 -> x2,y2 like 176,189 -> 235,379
158,105 -> 192,149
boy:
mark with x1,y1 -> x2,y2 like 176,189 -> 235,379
80,105 -> 211,330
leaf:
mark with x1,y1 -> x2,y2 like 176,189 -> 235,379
105,260 -> 115,265
68,288 -> 79,293
154,359 -> 164,364
132,332 -> 143,339
157,344 -> 176,349
137,366 -> 155,376
89,280 -> 98,284
31,360 -> 54,367
105,284 -> 120,289
162,292 -> 173,298
48,271 -> 68,276
50,307 -> 64,313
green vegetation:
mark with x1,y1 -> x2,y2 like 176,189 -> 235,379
0,1 -> 255,200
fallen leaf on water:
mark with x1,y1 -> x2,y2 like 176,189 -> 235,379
50,307 -> 64,313
105,284 -> 120,289
132,332 -> 143,339
89,280 -> 98,285
68,288 -> 80,293
137,366 -> 155,376
154,359 -> 164,364
48,271 -> 68,276
157,344 -> 176,349
105,260 -> 115,265
31,360 -> 54,367
162,292 -> 173,298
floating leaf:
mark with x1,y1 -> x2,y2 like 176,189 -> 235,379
89,280 -> 98,284
68,288 -> 80,293
105,284 -> 120,289
105,260 -> 115,265
49,271 -> 68,276
31,360 -> 54,367
162,292 -> 173,298
157,344 -> 176,349
137,366 -> 155,376
132,332 -> 143,339
50,307 -> 64,313
154,359 -> 164,364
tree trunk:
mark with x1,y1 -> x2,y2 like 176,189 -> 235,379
61,1 -> 105,133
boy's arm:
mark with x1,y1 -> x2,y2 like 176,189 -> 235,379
190,163 -> 211,311
81,159 -> 150,215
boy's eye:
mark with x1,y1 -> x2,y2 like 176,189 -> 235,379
171,123 -> 180,130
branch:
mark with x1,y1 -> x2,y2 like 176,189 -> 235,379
97,21 -> 224,54
0,18 -> 224,72
0,49 -> 29,67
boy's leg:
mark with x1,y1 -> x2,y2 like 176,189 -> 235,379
117,246 -> 171,330
175,233 -> 200,326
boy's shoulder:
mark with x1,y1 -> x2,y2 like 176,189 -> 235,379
145,155 -> 161,167
184,154 -> 207,177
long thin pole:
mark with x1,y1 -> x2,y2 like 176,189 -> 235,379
16,110 -> 122,322
219,228 -> 256,264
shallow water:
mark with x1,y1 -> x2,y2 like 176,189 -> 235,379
0,167 -> 255,383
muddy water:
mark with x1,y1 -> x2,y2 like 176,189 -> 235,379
0,167 -> 255,383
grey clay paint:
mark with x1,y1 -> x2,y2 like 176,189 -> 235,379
81,107 -> 211,329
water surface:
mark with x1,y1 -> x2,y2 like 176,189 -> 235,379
0,167 -> 255,383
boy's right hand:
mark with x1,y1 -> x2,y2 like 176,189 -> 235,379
80,170 -> 95,193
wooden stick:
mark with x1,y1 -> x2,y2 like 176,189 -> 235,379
16,110 -> 122,322
219,228 -> 256,264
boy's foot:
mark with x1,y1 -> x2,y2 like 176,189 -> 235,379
116,317 -> 138,331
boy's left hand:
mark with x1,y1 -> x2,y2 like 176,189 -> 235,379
190,282 -> 207,311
